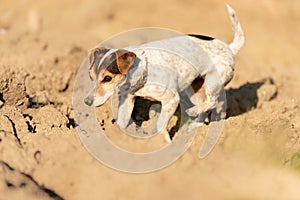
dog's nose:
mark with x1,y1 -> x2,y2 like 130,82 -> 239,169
84,97 -> 93,106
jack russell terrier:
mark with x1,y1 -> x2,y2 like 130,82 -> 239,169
84,5 -> 245,141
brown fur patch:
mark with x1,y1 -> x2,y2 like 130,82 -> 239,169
89,47 -> 109,80
115,49 -> 136,74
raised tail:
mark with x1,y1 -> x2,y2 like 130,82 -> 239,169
226,4 -> 245,55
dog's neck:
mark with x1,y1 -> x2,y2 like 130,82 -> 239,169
118,49 -> 148,94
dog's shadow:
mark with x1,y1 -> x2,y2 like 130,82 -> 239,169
226,78 -> 277,118
226,81 -> 263,118
131,78 -> 277,139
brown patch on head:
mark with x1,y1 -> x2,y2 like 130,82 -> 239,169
88,49 -> 136,105
88,47 -> 109,80
90,49 -> 136,100
100,52 -> 120,74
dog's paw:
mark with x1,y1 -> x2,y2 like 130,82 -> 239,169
188,121 -> 204,132
161,130 -> 172,143
116,116 -> 129,129
149,104 -> 161,118
186,106 -> 203,117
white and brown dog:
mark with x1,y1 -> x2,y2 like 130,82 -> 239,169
84,5 -> 244,141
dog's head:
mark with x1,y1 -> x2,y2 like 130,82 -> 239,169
84,47 -> 136,106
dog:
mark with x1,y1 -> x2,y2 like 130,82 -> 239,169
84,5 -> 244,141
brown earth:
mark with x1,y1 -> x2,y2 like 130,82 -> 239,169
1,0 -> 300,199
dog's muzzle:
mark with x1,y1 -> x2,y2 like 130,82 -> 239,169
84,97 -> 93,106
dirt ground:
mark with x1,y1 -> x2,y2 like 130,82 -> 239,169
1,0 -> 300,199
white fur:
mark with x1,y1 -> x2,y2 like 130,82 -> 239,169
88,5 -> 244,141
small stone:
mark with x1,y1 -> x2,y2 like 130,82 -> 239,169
34,150 -> 41,163
29,91 -> 49,107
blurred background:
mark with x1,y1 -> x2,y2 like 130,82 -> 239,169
0,0 -> 300,199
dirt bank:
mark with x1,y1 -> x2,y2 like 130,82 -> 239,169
1,0 -> 300,199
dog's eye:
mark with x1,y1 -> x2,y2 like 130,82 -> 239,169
102,75 -> 112,82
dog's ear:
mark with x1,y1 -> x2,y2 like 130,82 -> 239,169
88,47 -> 109,80
89,47 -> 108,66
115,49 -> 136,75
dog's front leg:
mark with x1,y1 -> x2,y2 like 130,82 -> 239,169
157,92 -> 180,142
117,93 -> 135,129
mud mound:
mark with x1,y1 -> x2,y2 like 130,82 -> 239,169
0,68 -> 29,109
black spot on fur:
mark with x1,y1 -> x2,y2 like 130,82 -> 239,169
188,34 -> 215,41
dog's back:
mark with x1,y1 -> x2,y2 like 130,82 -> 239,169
188,4 -> 245,85
127,4 -> 244,92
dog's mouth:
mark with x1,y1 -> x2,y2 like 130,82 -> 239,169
84,90 -> 114,107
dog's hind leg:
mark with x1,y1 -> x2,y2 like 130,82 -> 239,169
186,93 -> 207,130
187,69 -> 223,129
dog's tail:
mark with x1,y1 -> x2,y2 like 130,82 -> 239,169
226,4 -> 245,56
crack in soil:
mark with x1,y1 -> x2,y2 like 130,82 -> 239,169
4,115 -> 22,147
0,161 -> 64,200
